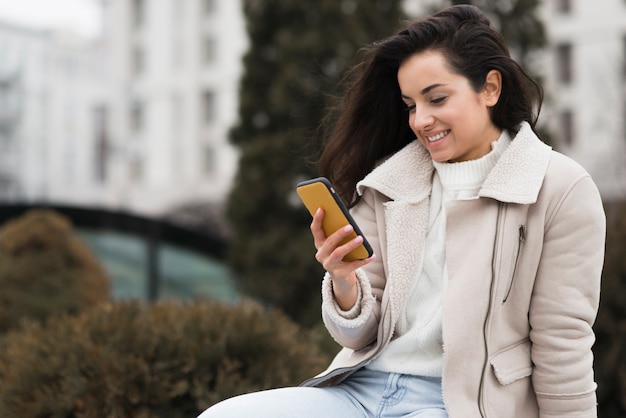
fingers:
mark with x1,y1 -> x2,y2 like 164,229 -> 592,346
311,207 -> 355,261
310,208 -> 327,248
317,226 -> 359,267
309,207 -> 375,278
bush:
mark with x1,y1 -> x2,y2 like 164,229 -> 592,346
0,299 -> 331,417
595,200 -> 626,417
0,209 -> 110,333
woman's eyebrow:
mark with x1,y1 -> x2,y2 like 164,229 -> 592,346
421,83 -> 446,95
401,83 -> 447,100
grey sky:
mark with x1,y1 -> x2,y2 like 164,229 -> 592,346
0,0 -> 101,38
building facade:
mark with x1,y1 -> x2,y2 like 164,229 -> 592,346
102,0 -> 247,215
0,22 -> 107,204
0,0 -> 247,218
540,0 -> 626,201
1,1 -> 624,212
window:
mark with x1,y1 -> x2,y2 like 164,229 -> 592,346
62,56 -> 75,78
172,2 -> 184,22
556,43 -> 573,84
560,110 -> 574,146
130,100 -> 144,133
171,3 -> 184,70
171,96 -> 182,172
204,0 -> 216,14
171,95 -> 182,131
133,0 -> 145,28
556,0 -> 571,13
0,83 -> 10,123
130,159 -> 144,182
203,144 -> 216,175
132,47 -> 145,76
202,91 -> 216,124
623,99 -> 626,143
623,35 -> 626,80
171,35 -> 183,70
93,106 -> 108,183
204,37 -> 217,64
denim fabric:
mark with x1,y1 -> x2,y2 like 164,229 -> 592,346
197,368 -> 448,418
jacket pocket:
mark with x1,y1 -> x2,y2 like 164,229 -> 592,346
489,339 -> 533,386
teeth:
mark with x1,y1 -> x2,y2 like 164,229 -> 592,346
427,131 -> 448,142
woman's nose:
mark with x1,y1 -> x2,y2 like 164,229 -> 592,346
410,108 -> 435,132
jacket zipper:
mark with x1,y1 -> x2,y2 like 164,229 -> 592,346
478,202 -> 504,418
502,225 -> 526,303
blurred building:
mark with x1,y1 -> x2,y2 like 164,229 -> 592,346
0,22 -> 107,204
0,0 -> 247,219
102,0 -> 247,216
1,0 -> 624,211
540,0 -> 626,201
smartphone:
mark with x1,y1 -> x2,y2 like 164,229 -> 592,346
296,177 -> 373,262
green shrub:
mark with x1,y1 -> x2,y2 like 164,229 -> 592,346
0,299 -> 331,417
595,200 -> 626,417
0,209 -> 110,333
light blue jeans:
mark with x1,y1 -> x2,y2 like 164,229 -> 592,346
197,368 -> 448,418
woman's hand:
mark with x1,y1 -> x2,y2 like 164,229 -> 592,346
311,208 -> 375,311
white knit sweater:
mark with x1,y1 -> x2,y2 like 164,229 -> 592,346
366,130 -> 512,377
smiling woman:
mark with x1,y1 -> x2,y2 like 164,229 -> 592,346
0,0 -> 101,38
196,4 -> 606,418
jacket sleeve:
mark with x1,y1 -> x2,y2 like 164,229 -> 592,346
321,188 -> 386,350
529,173 -> 605,417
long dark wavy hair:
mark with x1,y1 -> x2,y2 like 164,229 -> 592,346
317,4 -> 543,204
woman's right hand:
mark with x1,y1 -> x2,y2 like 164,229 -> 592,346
310,208 -> 375,310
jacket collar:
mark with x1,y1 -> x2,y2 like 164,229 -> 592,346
356,122 -> 552,205
356,139 -> 433,204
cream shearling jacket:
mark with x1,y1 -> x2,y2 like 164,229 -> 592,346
302,123 -> 606,418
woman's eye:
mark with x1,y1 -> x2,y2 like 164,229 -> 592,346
405,104 -> 416,112
430,96 -> 447,105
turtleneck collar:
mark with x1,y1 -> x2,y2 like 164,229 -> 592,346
433,129 -> 511,191
357,122 -> 552,204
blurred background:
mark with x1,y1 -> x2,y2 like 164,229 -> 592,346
0,0 -> 625,416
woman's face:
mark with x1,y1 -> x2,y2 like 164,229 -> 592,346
398,50 -> 502,163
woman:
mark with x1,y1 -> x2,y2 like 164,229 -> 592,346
198,4 -> 605,417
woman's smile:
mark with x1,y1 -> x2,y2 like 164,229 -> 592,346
425,130 -> 450,143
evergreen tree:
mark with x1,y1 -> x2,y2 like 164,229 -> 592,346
226,0 -> 406,326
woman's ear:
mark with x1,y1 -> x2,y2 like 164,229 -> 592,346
483,70 -> 502,107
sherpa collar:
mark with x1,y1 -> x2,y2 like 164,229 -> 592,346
356,122 -> 552,205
